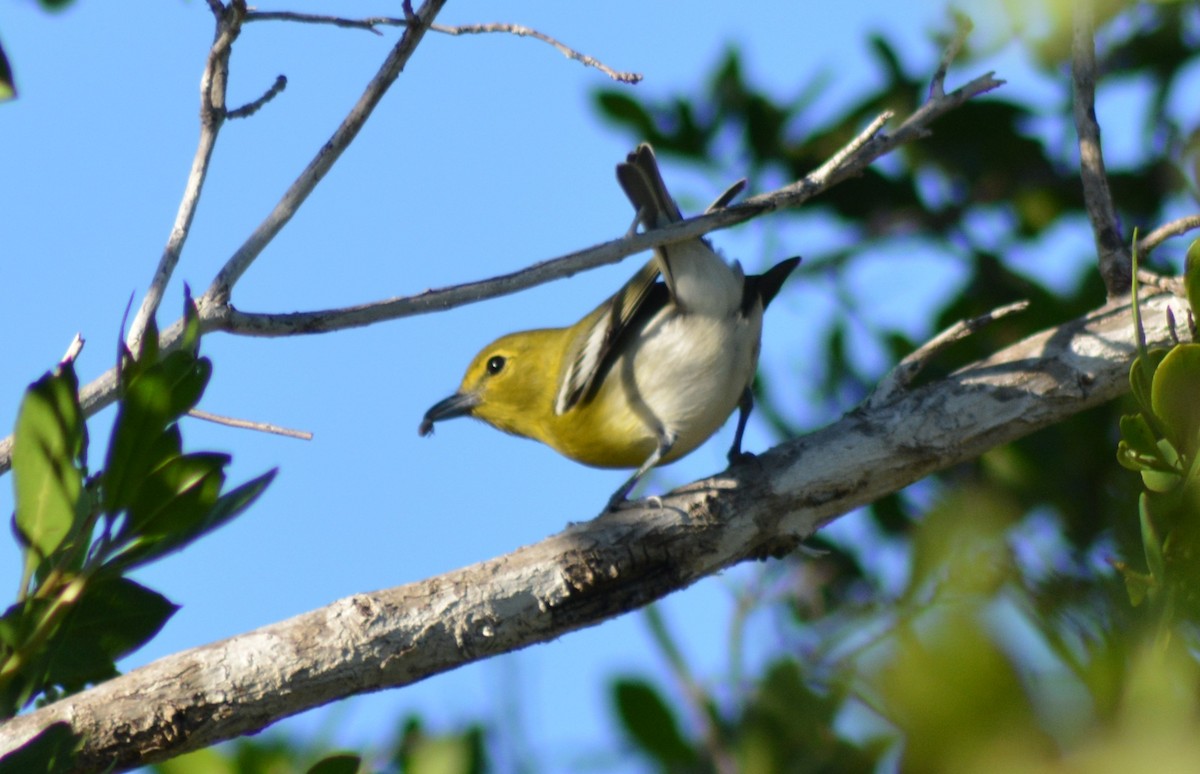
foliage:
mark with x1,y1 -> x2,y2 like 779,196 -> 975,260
6,0 -> 1200,771
0,0 -> 81,102
0,293 -> 275,769
148,715 -> 487,774
1115,238 -> 1200,632
591,1 -> 1200,772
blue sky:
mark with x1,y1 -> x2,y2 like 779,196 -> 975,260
0,0 -> 1091,769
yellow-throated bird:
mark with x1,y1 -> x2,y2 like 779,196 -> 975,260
419,144 -> 799,508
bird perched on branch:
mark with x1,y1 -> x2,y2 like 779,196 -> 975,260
420,144 -> 799,509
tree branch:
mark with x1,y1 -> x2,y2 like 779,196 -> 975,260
0,65 -> 1004,476
0,285 -> 1184,772
866,300 -> 1030,409
226,74 -> 287,119
201,0 -> 448,309
245,12 -> 642,83
1137,214 -> 1200,256
428,22 -> 641,84
185,408 -> 312,440
1072,0 -> 1130,296
201,72 -> 1005,339
125,1 -> 244,354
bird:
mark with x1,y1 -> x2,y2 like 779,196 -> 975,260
419,144 -> 799,509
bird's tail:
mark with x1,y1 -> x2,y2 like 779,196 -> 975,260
616,144 -> 683,228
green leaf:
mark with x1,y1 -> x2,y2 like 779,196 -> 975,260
1142,467 -> 1182,494
0,597 -> 56,715
1130,349 -> 1167,417
404,734 -> 480,774
0,722 -> 80,774
103,372 -> 172,513
1140,493 -> 1166,588
12,365 -> 85,565
123,452 -> 229,540
139,311 -> 160,367
1118,414 -> 1163,466
612,678 -> 697,766
1119,565 -> 1153,607
109,468 -> 275,572
41,576 -> 177,693
0,38 -> 14,102
1185,238 -> 1200,320
180,285 -> 202,353
159,352 -> 212,420
1151,344 -> 1200,459
306,754 -> 362,774
201,467 -> 277,533
103,354 -> 210,514
594,92 -> 662,146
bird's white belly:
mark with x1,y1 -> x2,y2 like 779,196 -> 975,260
620,306 -> 763,458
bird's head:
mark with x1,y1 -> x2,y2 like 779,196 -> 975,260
419,328 -> 564,441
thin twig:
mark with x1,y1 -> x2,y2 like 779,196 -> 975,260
866,300 -> 1030,409
806,110 -> 893,184
126,2 -> 243,354
931,11 -> 973,99
59,334 -> 85,366
1137,214 -> 1200,256
431,22 -> 641,84
643,606 -> 736,774
187,408 -> 313,440
0,25 -> 1000,475
228,75 -> 288,119
245,11 -> 392,35
1072,0 -> 1130,296
201,0 -> 448,310
245,12 -> 641,84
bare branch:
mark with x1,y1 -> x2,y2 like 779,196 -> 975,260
930,11 -> 973,100
245,10 -> 392,35
201,0 -> 449,309
431,22 -> 641,84
125,3 -> 244,354
227,74 -> 287,119
866,300 -> 1030,409
763,70 -> 1003,208
186,408 -> 313,440
0,286 -> 1185,772
1137,214 -> 1200,256
807,110 -> 893,183
60,334 -> 85,366
1073,0 -> 1130,296
0,61 -> 1002,475
245,12 -> 641,83
206,79 -> 997,338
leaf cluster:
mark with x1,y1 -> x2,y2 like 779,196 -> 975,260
1115,239 -> 1200,629
147,714 -> 487,774
0,294 -> 275,770
594,2 -> 1200,772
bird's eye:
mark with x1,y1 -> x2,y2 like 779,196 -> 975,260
486,355 -> 506,375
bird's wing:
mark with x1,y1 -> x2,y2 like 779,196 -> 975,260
555,258 -> 665,416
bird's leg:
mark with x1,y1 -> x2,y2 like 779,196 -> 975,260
727,387 -> 755,465
606,428 -> 675,510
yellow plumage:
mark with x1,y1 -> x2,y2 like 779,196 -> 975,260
420,144 -> 799,507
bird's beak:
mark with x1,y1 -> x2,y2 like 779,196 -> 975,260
418,391 -> 480,437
